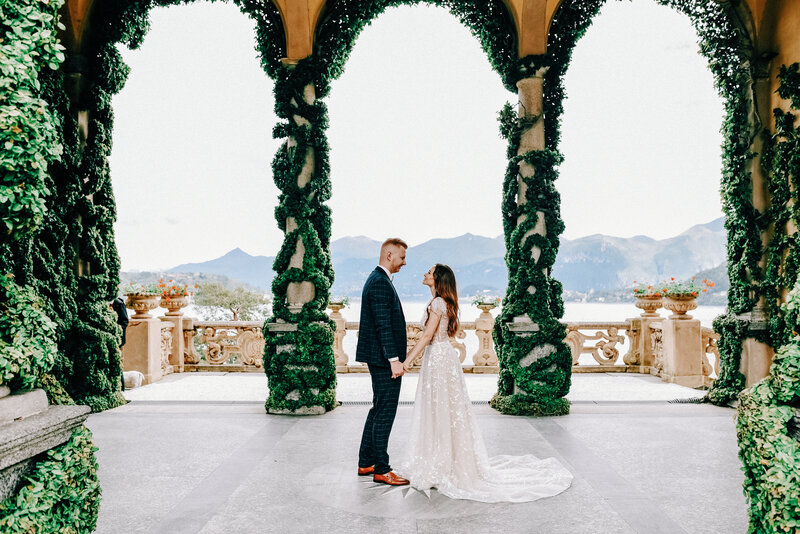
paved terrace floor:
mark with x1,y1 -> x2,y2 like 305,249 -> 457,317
86,374 -> 748,534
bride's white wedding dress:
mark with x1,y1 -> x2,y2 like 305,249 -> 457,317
397,297 -> 572,503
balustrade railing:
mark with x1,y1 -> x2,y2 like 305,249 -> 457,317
183,321 -> 265,372
179,309 -> 720,385
160,322 -> 174,375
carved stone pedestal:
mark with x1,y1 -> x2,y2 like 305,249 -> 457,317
659,318 -> 705,387
265,322 -> 326,416
122,318 -> 164,385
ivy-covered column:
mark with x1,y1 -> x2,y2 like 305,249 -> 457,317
491,64 -> 572,416
264,60 -> 336,415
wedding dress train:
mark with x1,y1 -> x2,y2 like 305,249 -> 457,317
397,297 -> 572,503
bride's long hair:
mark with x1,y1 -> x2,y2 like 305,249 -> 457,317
433,264 -> 460,338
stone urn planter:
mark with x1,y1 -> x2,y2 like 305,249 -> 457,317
635,295 -> 663,317
476,303 -> 497,314
162,295 -> 190,316
663,295 -> 698,320
327,302 -> 346,314
125,294 -> 161,319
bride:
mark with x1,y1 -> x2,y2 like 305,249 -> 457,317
396,264 -> 572,502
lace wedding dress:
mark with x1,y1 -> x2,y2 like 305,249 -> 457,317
397,297 -> 572,502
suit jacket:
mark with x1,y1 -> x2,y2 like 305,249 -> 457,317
355,267 -> 407,366
112,297 -> 129,347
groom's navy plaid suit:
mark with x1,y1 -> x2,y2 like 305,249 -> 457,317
357,267 -> 407,475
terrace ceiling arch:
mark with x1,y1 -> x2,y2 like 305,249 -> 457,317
61,0 -> 774,60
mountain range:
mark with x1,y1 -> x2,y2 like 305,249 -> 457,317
157,218 -> 727,299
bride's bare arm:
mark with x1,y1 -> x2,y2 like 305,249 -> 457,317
403,310 -> 442,371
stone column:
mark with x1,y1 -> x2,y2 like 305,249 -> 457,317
264,60 -> 336,415
493,65 -> 572,416
738,63 -> 776,382
739,338 -> 775,387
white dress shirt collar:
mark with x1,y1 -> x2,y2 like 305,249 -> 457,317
378,265 -> 393,281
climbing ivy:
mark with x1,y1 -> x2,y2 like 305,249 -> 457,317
761,63 -> 800,350
734,63 -> 800,534
737,278 -> 800,533
0,275 -> 57,391
264,59 -> 337,413
0,426 -> 101,534
262,0 -> 521,413
0,0 -> 65,238
490,0 -> 603,416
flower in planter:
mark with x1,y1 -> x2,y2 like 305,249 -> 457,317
157,279 -> 194,302
472,293 -> 502,306
328,296 -> 350,307
631,281 -> 661,297
121,282 -> 160,296
660,277 -> 714,298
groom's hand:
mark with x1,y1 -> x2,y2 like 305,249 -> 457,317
390,360 -> 405,379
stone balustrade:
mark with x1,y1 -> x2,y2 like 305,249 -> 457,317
122,302 -> 721,388
162,309 -> 720,387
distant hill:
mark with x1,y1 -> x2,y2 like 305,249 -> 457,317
553,219 -> 726,292
141,217 -> 727,300
167,248 -> 275,289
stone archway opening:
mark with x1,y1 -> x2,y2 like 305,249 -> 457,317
552,0 -> 728,383
323,3 -> 515,368
108,2 -> 283,386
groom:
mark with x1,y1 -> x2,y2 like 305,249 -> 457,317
356,238 -> 410,486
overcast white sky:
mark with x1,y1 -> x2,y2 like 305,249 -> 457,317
109,0 -> 724,271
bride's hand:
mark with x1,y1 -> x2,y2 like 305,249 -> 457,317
403,360 -> 412,372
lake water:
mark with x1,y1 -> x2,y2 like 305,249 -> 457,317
331,300 -> 726,367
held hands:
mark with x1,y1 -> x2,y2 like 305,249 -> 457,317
390,359 -> 405,379
402,359 -> 413,373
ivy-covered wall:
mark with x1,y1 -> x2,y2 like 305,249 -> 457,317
735,62 -> 800,534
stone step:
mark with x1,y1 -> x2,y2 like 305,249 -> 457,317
0,389 -> 48,425
0,403 -> 90,500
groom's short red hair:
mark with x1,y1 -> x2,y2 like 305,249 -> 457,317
381,238 -> 407,252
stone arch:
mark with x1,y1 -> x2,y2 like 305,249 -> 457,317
541,0 -> 776,405
309,0 -> 519,92
32,0 -> 289,410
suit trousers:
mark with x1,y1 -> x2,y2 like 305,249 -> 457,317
358,363 -> 402,475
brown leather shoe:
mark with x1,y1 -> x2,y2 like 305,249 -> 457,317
357,466 -> 374,476
373,471 -> 409,486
